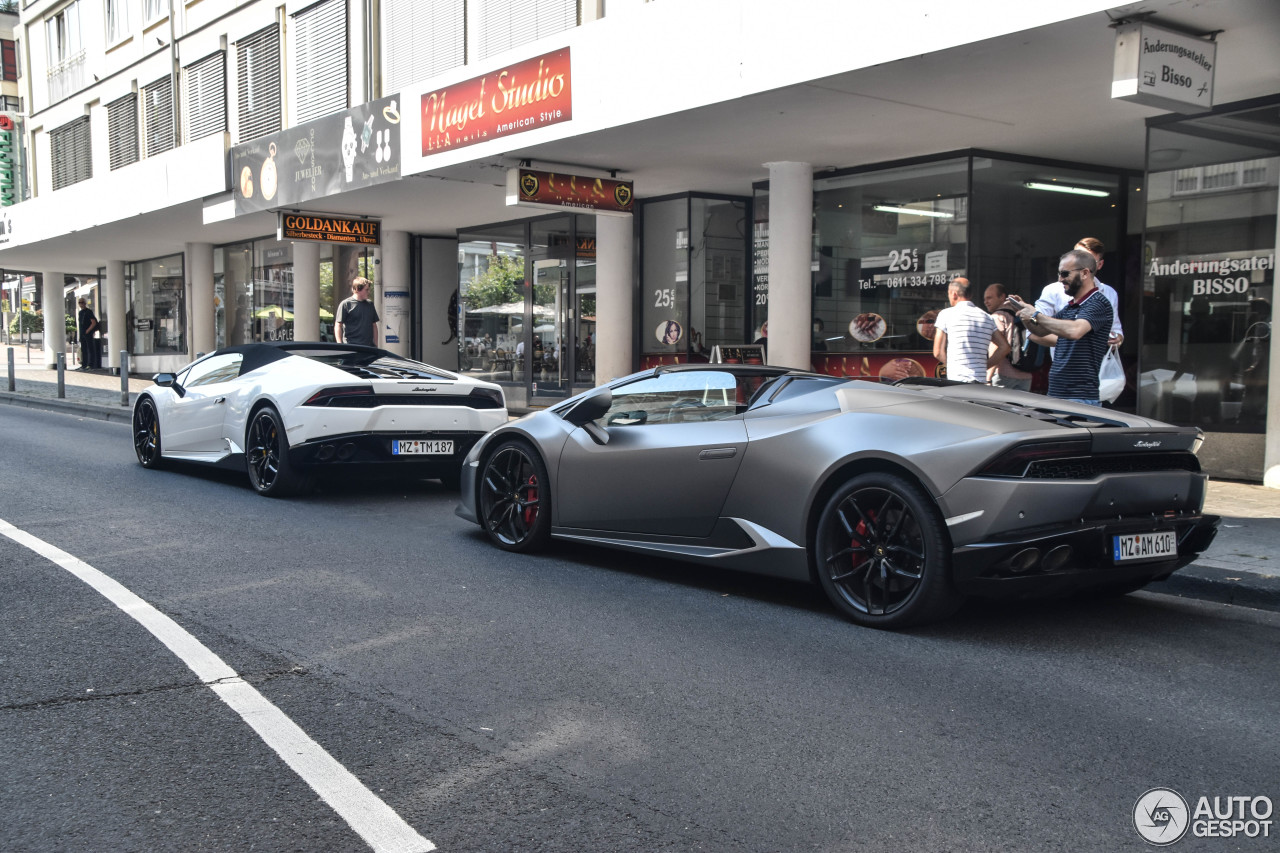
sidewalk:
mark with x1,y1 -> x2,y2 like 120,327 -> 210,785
2,343 -> 151,424
3,343 -> 1278,610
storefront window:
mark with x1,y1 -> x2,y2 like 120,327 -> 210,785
806,158 -> 968,379
218,238 -> 369,345
1139,105 -> 1278,436
641,195 -> 750,365
126,254 -> 185,355
458,223 -> 526,383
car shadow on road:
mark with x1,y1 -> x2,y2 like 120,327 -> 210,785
486,535 -> 1267,643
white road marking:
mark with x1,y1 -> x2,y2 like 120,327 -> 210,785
0,517 -> 435,853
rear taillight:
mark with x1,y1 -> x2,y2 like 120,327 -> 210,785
470,387 -> 505,409
303,386 -> 376,407
978,439 -> 1091,478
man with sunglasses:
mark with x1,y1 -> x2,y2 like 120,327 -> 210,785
335,276 -> 379,347
1006,249 -> 1112,406
1033,237 -> 1123,346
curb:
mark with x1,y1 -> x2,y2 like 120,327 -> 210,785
0,391 -> 135,424
1148,564 -> 1280,613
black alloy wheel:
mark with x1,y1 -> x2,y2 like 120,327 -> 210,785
479,440 -> 551,552
132,397 -> 164,469
246,406 -> 304,497
814,472 -> 958,628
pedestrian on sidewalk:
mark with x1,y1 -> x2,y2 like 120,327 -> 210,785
1009,249 -> 1112,405
76,298 -> 101,370
933,276 -> 1010,383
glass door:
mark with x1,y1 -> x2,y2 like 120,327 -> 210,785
529,217 -> 573,400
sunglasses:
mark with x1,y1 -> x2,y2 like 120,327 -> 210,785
1057,267 -> 1088,279
355,284 -> 367,291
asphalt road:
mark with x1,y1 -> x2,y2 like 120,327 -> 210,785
2,405 -> 1278,852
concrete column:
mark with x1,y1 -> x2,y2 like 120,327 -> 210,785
1263,196 -> 1280,488
378,229 -> 410,357
595,214 -> 635,383
418,236 -> 458,367
186,243 -> 215,357
764,161 -> 813,370
292,241 -> 321,342
105,261 -> 126,371
40,269 -> 64,368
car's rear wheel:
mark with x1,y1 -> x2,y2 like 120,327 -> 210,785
246,406 -> 305,497
479,440 -> 550,552
814,472 -> 958,628
132,397 -> 164,469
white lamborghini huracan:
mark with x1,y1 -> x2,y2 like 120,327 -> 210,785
131,341 -> 507,496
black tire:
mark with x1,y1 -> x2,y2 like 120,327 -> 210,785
479,439 -> 551,552
132,397 -> 164,469
813,472 -> 959,629
245,406 -> 306,497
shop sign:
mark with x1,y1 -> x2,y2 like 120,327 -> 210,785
505,167 -> 632,216
233,95 -> 401,216
421,48 -> 572,156
278,213 -> 381,246
1145,250 -> 1274,295
0,113 -> 22,207
1112,22 -> 1215,114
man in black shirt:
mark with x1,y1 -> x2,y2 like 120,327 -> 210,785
335,276 -> 379,347
76,297 -> 101,370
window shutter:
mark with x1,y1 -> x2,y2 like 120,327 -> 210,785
236,24 -> 281,142
51,116 -> 91,190
141,75 -> 175,156
184,51 -> 226,141
107,93 -> 139,170
480,0 -> 577,61
382,0 -> 465,93
293,0 -> 347,122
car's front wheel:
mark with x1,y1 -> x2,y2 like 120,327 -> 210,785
814,472 -> 959,628
479,439 -> 550,552
246,406 -> 306,497
132,397 -> 164,469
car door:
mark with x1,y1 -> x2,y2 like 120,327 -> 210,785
163,353 -> 244,454
555,370 -> 752,538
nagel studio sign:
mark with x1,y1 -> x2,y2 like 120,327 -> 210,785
278,213 -> 381,246
421,48 -> 572,155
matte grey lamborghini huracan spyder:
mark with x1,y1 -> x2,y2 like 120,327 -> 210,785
458,364 -> 1219,628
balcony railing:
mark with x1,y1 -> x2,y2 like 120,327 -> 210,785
47,50 -> 86,103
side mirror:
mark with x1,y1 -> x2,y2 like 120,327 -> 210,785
563,386 -> 612,427
563,386 -> 613,446
153,373 -> 185,398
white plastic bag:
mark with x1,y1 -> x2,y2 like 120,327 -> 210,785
1098,345 -> 1125,403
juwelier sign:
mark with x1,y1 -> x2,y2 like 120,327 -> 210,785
278,213 -> 381,246
233,95 -> 402,216
1112,22 -> 1215,113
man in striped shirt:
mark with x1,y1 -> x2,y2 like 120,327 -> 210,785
1008,249 -> 1113,406
933,277 -> 1010,383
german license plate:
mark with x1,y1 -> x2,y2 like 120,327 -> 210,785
1112,530 -> 1177,562
392,439 -> 454,455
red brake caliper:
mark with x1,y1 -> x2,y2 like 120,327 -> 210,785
523,475 -> 538,527
850,512 -> 874,572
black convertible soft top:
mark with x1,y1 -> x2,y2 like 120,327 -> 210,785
200,341 -> 393,378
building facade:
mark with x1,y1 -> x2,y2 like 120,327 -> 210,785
0,0 -> 1277,481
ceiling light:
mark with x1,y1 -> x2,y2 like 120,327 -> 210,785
872,204 -> 954,219
1024,181 -> 1109,198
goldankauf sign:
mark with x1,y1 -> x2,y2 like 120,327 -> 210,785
233,95 -> 402,216
1112,22 -> 1215,114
